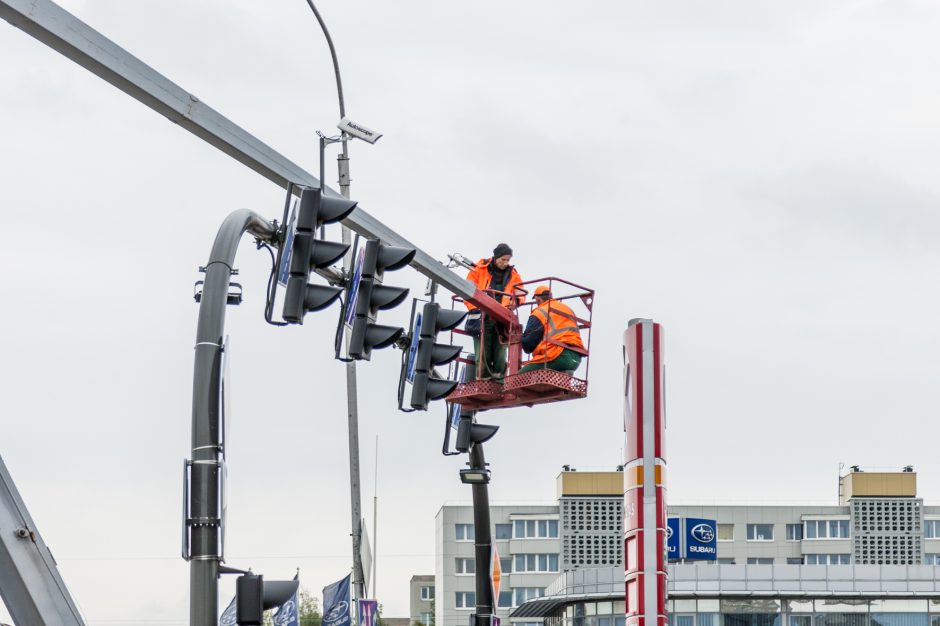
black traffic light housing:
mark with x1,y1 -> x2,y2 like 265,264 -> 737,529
236,573 -> 299,626
410,302 -> 467,410
283,187 -> 357,323
348,239 -> 416,360
455,412 -> 499,453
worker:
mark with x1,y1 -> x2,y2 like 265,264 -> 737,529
464,243 -> 523,380
519,285 -> 584,373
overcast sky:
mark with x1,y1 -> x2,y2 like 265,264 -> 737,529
3,0 -> 940,624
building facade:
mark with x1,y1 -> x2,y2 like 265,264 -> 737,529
434,472 -> 624,626
411,574 -> 436,626
430,468 -> 940,626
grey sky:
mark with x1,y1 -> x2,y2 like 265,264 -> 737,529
2,0 -> 940,624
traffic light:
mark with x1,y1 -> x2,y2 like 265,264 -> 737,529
283,187 -> 357,323
455,412 -> 499,453
348,239 -> 416,360
236,573 -> 299,626
410,302 -> 467,410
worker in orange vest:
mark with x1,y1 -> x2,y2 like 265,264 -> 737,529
519,285 -> 585,374
464,243 -> 523,379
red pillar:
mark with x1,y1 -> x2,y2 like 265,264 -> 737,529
623,319 -> 667,626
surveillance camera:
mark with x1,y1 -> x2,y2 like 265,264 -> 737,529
338,117 -> 382,144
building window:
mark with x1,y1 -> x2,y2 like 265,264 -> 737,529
787,557 -> 804,565
717,524 -> 734,542
495,524 -> 512,540
497,591 -> 513,608
456,524 -> 475,541
513,587 -> 544,607
717,558 -> 736,564
513,553 -> 559,573
804,519 -> 849,539
924,553 -> 940,565
746,524 -> 774,541
790,616 -> 812,626
924,520 -> 940,538
420,586 -> 435,600
500,557 -> 512,574
786,524 -> 803,541
675,616 -> 695,626
420,612 -> 433,625
747,557 -> 774,564
805,553 -> 850,565
455,591 -> 476,609
455,558 -> 476,575
513,519 -> 559,539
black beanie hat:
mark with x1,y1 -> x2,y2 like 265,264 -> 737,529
493,243 -> 513,258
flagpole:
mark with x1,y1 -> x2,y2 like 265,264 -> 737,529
372,435 -> 379,599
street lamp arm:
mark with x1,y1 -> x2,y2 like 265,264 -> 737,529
305,0 -> 346,119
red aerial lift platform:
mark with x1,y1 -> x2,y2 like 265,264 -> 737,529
445,277 -> 593,411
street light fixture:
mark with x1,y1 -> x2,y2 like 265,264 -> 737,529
460,467 -> 491,485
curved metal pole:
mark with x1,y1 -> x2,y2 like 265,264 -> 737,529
304,0 -> 351,195
189,209 -> 276,626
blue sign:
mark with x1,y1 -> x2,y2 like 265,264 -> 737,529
277,202 -> 298,287
666,517 -> 680,560
344,247 -> 365,327
450,398 -> 461,430
358,599 -> 378,626
685,517 -> 717,560
323,574 -> 352,626
406,312 -> 422,382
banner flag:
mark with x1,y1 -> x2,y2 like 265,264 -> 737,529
273,574 -> 300,626
219,596 -> 237,626
323,574 -> 352,626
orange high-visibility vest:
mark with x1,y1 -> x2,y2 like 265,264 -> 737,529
528,299 -> 585,364
465,258 -> 524,310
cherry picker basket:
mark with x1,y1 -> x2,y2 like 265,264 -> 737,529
445,277 -> 593,411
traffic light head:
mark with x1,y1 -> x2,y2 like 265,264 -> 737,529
347,239 -> 416,360
455,415 -> 499,453
409,302 -> 467,410
283,187 -> 357,324
236,573 -> 299,625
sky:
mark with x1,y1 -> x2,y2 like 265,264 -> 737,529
2,0 -> 940,624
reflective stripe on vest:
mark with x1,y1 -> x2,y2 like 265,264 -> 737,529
529,300 -> 584,364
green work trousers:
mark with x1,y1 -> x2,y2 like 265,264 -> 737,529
470,319 -> 507,380
518,348 -> 582,374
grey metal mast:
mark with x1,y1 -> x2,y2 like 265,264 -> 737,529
304,0 -> 368,602
0,454 -> 86,626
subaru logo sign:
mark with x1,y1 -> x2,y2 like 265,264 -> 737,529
666,518 -> 680,559
325,601 -> 349,622
684,518 -> 717,560
691,523 -> 715,543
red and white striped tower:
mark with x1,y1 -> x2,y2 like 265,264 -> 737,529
623,319 -> 667,626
